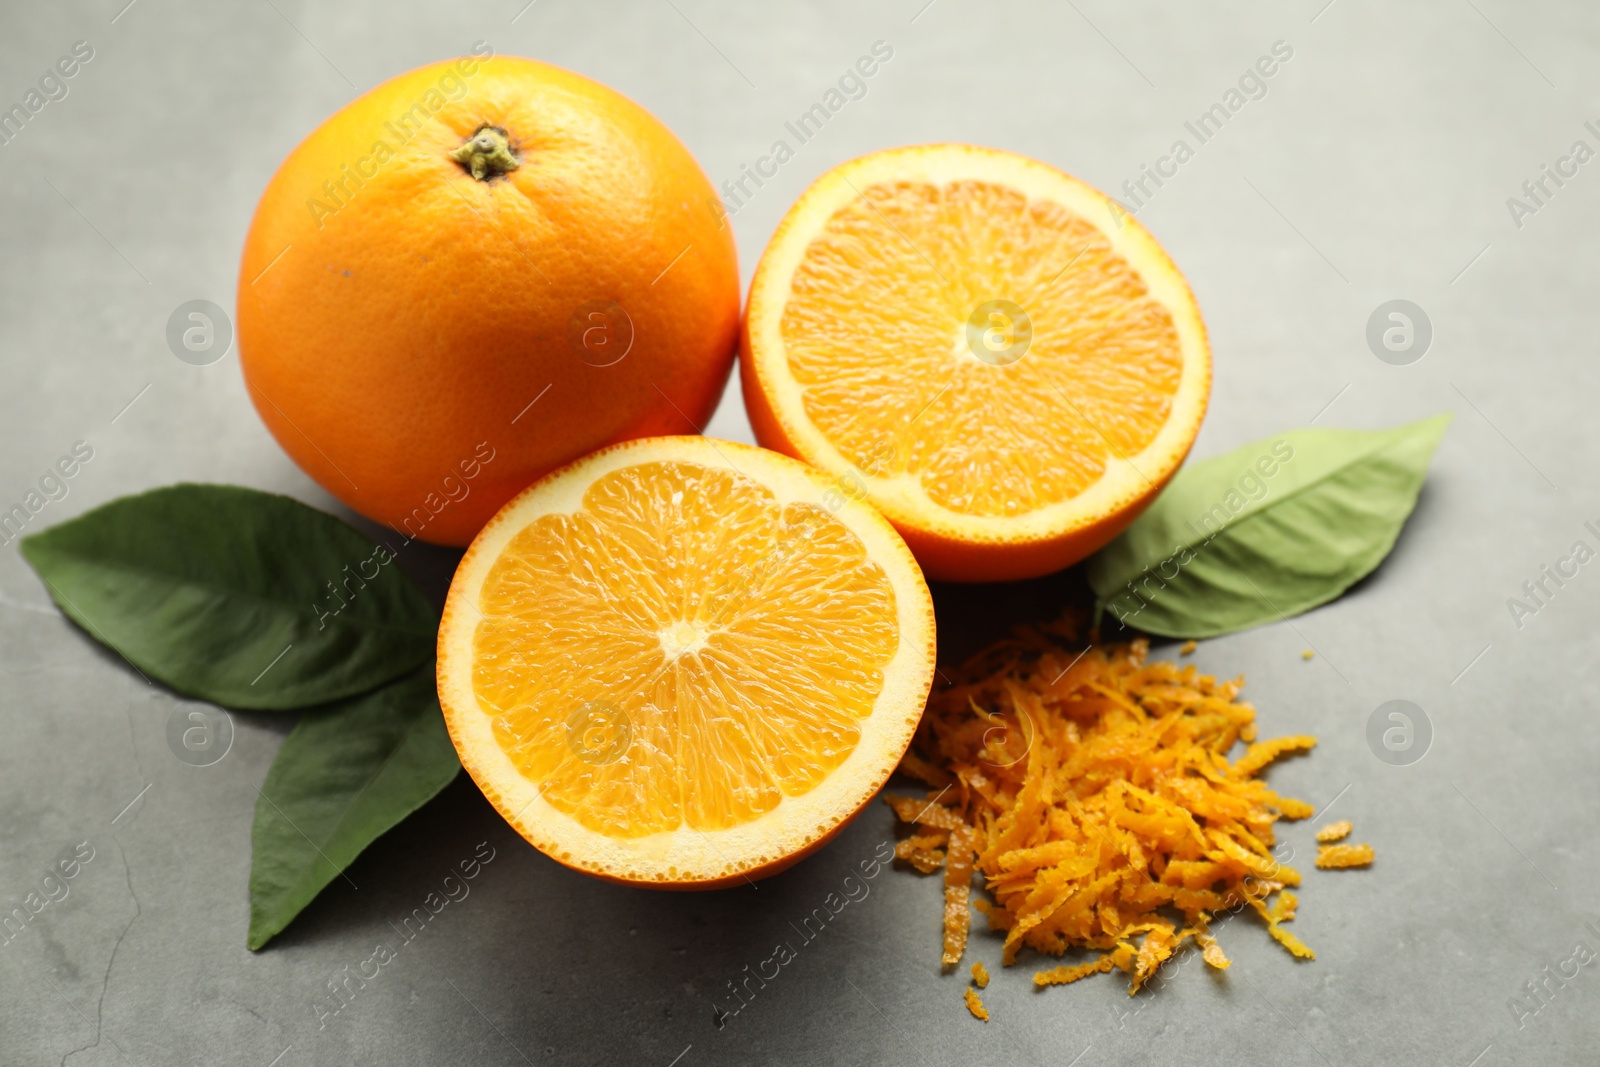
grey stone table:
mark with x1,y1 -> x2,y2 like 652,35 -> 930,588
3,1 -> 1597,1064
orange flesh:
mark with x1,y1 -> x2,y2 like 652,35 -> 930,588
779,179 -> 1184,517
469,459 -> 900,838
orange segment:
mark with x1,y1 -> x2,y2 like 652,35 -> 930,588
743,144 -> 1211,582
438,436 -> 935,886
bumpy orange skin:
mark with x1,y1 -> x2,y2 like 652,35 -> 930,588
239,54 -> 739,545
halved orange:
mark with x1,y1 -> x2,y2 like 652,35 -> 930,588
742,144 -> 1211,583
437,436 -> 936,887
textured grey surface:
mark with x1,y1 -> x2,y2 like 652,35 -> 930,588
2,1 -> 1598,1064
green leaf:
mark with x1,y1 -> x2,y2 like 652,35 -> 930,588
248,666 -> 459,950
19,483 -> 435,709
1086,414 -> 1452,638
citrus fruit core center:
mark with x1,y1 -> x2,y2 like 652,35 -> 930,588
658,620 -> 708,658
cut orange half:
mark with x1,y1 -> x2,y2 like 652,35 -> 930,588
742,144 -> 1211,583
437,436 -> 936,887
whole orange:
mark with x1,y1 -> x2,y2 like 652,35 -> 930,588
237,52 -> 739,546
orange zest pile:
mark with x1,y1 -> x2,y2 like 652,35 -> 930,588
889,614 -> 1356,995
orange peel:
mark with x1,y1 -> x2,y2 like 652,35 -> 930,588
1316,843 -> 1375,869
888,613 -> 1323,992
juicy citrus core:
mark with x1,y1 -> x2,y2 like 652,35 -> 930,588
438,437 -> 936,886
742,144 -> 1211,582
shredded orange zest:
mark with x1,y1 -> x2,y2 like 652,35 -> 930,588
899,751 -> 955,789
972,962 -> 990,988
1267,921 -> 1316,959
1245,893 -> 1315,959
1316,820 -> 1352,843
1195,928 -> 1230,969
1231,736 -> 1317,778
1034,954 -> 1118,988
895,832 -> 949,874
1180,640 -> 1198,656
1130,923 -> 1187,992
888,795 -> 967,832
943,826 -> 976,967
889,614 -> 1321,993
964,987 -> 989,1021
1317,843 -> 1374,869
